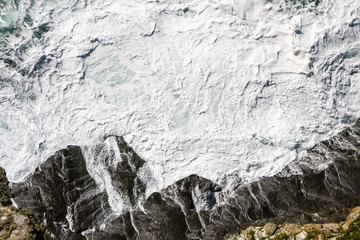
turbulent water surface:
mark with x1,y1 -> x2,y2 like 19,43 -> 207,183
0,0 -> 360,193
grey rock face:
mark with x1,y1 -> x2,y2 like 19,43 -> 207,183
11,145 -> 111,240
11,136 -> 145,240
131,174 -> 221,240
12,119 -> 360,239
104,137 -> 146,208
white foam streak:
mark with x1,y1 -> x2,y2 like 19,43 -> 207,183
81,137 -> 124,214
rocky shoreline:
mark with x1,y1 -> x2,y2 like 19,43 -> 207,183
1,119 -> 359,239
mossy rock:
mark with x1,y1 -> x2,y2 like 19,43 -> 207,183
304,229 -> 321,240
227,210 -> 360,240
19,208 -> 51,240
0,167 -> 11,206
264,222 -> 277,236
337,217 -> 360,240
273,233 -> 290,240
0,206 -> 32,240
0,205 -> 50,240
0,167 -> 50,239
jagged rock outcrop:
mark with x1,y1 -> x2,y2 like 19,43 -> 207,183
11,119 -> 360,240
131,174 -> 222,240
11,145 -> 111,240
91,136 -> 146,208
11,136 -> 148,240
80,173 -> 221,240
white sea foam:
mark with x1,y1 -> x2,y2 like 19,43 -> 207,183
0,0 -> 359,195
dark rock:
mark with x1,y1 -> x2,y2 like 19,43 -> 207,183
131,174 -> 221,240
107,136 -> 146,207
12,145 -> 112,240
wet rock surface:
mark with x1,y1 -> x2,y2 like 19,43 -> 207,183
11,119 -> 360,239
11,145 -> 112,240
